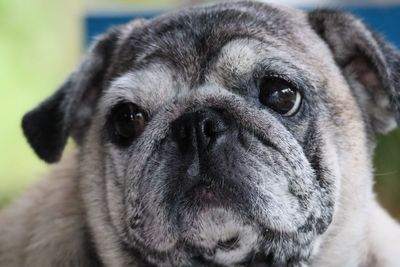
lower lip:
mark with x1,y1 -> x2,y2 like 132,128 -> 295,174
191,185 -> 221,207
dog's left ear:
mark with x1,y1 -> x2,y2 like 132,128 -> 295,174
308,10 -> 400,134
22,27 -> 121,163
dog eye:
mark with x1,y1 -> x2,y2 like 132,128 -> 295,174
109,103 -> 147,144
258,77 -> 302,116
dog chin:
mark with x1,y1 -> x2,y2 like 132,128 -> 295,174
179,207 -> 259,264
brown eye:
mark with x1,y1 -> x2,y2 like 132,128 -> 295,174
258,77 -> 302,116
109,102 -> 147,145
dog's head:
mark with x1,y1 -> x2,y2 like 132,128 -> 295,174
21,2 -> 400,266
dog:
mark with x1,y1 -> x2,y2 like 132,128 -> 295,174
1,1 -> 400,266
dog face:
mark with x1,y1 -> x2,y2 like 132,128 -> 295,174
22,2 -> 400,266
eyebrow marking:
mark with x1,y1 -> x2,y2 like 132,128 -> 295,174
98,64 -> 177,118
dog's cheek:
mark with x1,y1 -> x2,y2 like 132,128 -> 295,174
122,139 -> 179,252
242,138 -> 319,228
103,148 -> 134,244
78,119 -> 138,265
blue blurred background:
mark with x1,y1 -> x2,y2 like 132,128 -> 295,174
1,0 -> 399,220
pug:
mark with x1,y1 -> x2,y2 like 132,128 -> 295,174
1,1 -> 400,266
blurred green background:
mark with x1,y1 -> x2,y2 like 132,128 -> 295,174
0,0 -> 399,221
0,0 -> 176,205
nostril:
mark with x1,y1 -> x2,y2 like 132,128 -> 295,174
202,117 -> 229,138
179,123 -> 191,140
171,109 -> 231,153
203,119 -> 215,137
172,116 -> 191,141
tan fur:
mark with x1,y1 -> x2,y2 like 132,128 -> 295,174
1,154 -> 399,266
1,2 -> 400,266
0,155 -> 96,267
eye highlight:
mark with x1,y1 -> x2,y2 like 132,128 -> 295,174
258,77 -> 302,116
108,102 -> 147,146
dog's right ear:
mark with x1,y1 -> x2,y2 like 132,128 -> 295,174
22,27 -> 121,163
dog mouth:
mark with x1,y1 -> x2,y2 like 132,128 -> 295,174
172,178 -> 259,247
132,170 -> 321,267
184,181 -> 222,208
171,171 -> 255,226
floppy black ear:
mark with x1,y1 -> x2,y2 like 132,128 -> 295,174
308,10 -> 400,134
22,28 -> 121,163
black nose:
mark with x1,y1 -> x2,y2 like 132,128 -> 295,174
171,109 -> 230,153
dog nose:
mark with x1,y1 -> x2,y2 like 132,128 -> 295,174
171,109 -> 230,153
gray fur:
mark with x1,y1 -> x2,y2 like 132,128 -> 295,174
1,1 -> 400,267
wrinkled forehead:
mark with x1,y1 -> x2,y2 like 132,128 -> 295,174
112,2 -> 327,76
102,2 -> 332,112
